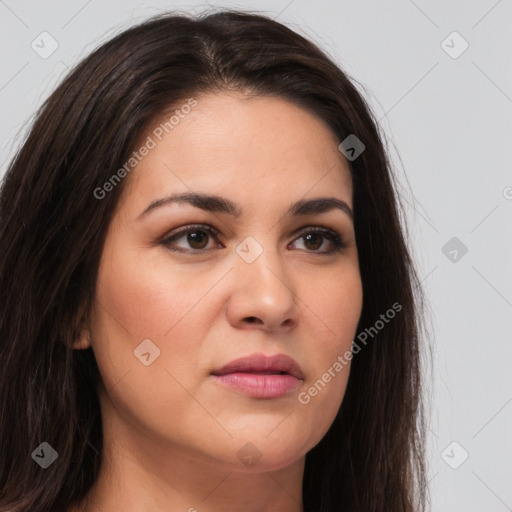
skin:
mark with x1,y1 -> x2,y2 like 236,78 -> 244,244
72,91 -> 363,512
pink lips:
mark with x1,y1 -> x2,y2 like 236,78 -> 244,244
211,353 -> 304,398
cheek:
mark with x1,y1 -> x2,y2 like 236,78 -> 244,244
300,262 -> 363,356
292,267 -> 362,426
93,239 -> 219,343
89,254 -> 219,445
89,245 -> 210,393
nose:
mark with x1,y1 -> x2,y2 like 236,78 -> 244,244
225,243 -> 300,333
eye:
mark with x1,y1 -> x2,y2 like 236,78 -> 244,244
160,224 -> 349,255
161,224 -> 221,252
289,227 -> 349,255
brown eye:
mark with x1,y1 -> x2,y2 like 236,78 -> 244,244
290,227 -> 348,255
184,230 -> 209,250
161,224 -> 348,256
303,232 -> 323,251
161,225 -> 221,253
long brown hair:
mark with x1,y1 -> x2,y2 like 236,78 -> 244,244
0,9 -> 430,511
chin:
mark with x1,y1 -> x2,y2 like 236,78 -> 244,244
218,436 -> 311,473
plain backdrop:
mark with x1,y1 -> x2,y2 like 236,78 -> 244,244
1,1 -> 511,510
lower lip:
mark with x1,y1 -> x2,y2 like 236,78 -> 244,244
213,372 -> 301,398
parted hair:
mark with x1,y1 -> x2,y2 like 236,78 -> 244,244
0,9 -> 430,512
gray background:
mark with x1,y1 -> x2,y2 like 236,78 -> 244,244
1,1 -> 511,510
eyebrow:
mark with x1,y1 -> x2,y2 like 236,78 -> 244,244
136,192 -> 353,221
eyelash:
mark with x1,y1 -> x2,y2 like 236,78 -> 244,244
160,223 -> 349,256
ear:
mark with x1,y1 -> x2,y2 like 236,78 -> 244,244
71,304 -> 92,350
72,326 -> 91,350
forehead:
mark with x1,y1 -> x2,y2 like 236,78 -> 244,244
117,92 -> 353,216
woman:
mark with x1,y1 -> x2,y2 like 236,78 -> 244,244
0,9 -> 430,512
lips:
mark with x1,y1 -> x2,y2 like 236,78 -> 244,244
211,353 -> 304,398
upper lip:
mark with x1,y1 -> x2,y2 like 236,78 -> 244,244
212,353 -> 304,380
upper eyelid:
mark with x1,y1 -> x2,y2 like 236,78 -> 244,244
163,223 -> 341,239
163,224 -> 221,240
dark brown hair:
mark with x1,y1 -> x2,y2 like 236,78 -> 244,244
0,9 -> 430,512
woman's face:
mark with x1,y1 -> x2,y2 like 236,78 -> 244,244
83,91 -> 363,472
